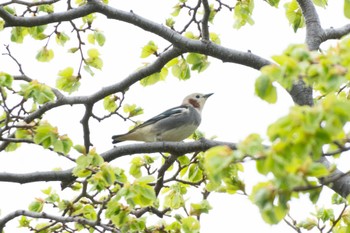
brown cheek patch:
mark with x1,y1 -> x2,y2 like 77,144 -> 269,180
189,99 -> 200,108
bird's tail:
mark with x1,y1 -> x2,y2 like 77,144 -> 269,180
111,134 -> 126,144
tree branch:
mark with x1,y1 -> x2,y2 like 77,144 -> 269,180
319,157 -> 350,198
81,104 -> 93,153
296,0 -> 323,50
201,0 -> 210,40
323,24 -> 350,41
0,210 -> 119,232
0,139 -> 237,184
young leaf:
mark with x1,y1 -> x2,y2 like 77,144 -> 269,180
33,121 -> 58,149
140,41 -> 158,58
140,67 -> 168,86
123,104 -> 143,117
20,80 -> 55,104
0,72 -> 13,88
103,95 -> 118,112
36,47 -> 54,62
172,59 -> 191,80
56,67 -> 80,93
56,32 -> 70,46
95,31 -> 106,46
284,0 -> 305,32
345,0 -> 350,19
11,27 -> 28,43
28,199 -> 44,212
255,74 -> 277,103
85,48 -> 103,70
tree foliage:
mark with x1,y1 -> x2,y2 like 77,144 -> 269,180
0,0 -> 350,232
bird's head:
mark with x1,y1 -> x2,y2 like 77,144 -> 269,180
182,93 -> 213,112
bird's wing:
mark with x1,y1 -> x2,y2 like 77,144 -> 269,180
130,105 -> 188,131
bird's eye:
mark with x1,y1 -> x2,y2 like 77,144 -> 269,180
195,95 -> 200,98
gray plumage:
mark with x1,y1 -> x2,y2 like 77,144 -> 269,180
112,93 -> 212,143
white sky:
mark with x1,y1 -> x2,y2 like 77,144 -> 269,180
0,0 -> 349,232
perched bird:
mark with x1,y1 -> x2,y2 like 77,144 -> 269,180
112,93 -> 213,143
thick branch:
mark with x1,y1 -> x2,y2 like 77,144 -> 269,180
201,0 -> 210,40
0,1 -> 271,70
296,0 -> 323,50
0,139 -> 237,184
81,104 -> 93,153
0,210 -> 118,232
323,24 -> 350,40
319,157 -> 350,198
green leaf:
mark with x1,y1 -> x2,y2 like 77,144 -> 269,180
316,207 -> 334,222
209,32 -> 221,44
250,182 -> 289,224
255,74 -> 277,103
82,13 -> 96,24
33,121 -> 58,149
5,142 -> 20,152
87,33 -> 95,44
306,162 -> 329,177
186,53 -> 210,72
28,199 -> 44,212
203,146 -> 234,191
123,104 -> 143,117
95,31 -> 106,46
172,59 -> 191,80
20,80 -> 55,104
140,67 -> 168,86
85,49 -> 103,70
238,133 -> 265,155
171,4 -> 182,16
0,20 -> 4,31
297,218 -> 317,230
11,27 -> 28,43
28,25 -> 47,40
312,0 -> 327,8
105,200 -> 130,227
166,17 -> 175,28
56,32 -> 70,46
129,158 -> 142,178
140,41 -> 158,58
163,183 -> 187,209
345,0 -> 350,19
73,151 -> 104,177
233,0 -> 255,29
284,0 -> 305,32
266,0 -> 280,7
68,47 -> 79,53
74,144 -> 86,154
87,32 -> 105,46
190,200 -> 212,216
36,47 -> 54,62
182,216 -> 200,233
103,95 -> 118,112
87,48 -> 99,58
187,164 -> 203,183
18,216 -> 31,228
38,4 -> 54,13
0,72 -> 13,88
53,135 -> 73,155
15,129 -> 33,140
56,67 -> 80,93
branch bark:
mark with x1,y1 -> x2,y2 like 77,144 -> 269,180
0,210 -> 118,232
0,139 -> 237,184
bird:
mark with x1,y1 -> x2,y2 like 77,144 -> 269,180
112,93 -> 213,143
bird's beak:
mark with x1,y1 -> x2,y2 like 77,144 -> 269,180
203,93 -> 214,98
